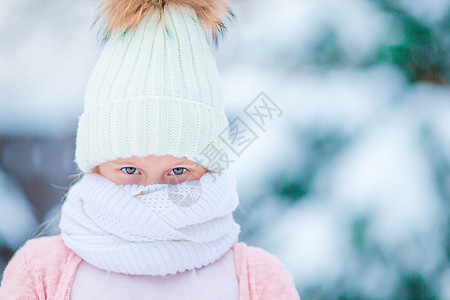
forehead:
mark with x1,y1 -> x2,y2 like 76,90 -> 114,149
113,155 -> 191,165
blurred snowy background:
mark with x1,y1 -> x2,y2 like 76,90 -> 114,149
1,0 -> 449,298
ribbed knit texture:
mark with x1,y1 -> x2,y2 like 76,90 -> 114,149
75,5 -> 230,172
59,172 -> 240,276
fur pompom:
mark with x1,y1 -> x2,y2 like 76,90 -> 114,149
99,0 -> 233,40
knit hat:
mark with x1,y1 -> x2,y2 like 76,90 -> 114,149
75,0 -> 233,172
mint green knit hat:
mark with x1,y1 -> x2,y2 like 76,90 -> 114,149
75,1 -> 232,172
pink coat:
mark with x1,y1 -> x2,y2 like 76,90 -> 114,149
0,236 -> 299,299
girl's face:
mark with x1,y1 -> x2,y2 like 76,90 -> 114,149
95,155 -> 207,185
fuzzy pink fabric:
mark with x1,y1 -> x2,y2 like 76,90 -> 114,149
0,236 -> 299,300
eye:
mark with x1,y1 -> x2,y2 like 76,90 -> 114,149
121,167 -> 141,175
169,167 -> 187,176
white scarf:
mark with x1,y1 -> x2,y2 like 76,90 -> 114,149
59,172 -> 240,276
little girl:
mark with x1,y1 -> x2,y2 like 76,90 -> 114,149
0,0 -> 299,299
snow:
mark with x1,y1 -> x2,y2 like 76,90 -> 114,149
219,0 -> 391,68
395,0 -> 450,25
0,0 -> 100,136
408,84 -> 450,160
264,199 -> 351,287
220,1 -> 449,294
226,74 -> 450,297
224,63 -> 450,295
0,0 -> 449,298
225,64 -> 407,190
320,107 -> 447,273
440,268 -> 450,299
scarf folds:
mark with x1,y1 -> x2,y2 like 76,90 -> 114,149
59,172 -> 241,276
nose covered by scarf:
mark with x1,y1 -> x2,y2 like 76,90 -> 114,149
59,171 -> 240,276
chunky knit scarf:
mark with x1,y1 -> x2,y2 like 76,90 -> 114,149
59,172 -> 240,276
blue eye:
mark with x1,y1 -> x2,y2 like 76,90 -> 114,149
169,168 -> 187,175
121,167 -> 141,175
